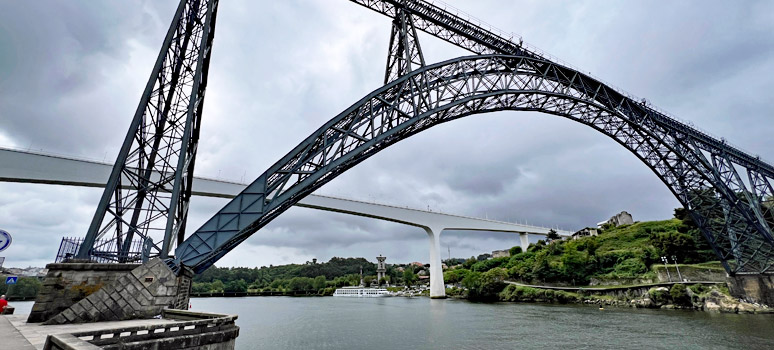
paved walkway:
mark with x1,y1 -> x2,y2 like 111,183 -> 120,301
3,314 -> 175,349
0,316 -> 36,349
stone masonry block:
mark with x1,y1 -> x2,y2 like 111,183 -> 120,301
153,296 -> 175,307
130,264 -> 151,280
125,293 -> 143,311
138,285 -> 154,302
70,302 -> 87,317
60,308 -> 77,322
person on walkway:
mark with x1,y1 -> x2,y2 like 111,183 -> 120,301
0,295 -> 7,313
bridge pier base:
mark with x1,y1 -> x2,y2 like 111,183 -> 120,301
424,227 -> 446,299
520,233 -> 530,252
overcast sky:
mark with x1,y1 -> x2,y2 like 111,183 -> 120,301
1,0 -> 773,269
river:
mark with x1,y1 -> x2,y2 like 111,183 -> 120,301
11,297 -> 774,349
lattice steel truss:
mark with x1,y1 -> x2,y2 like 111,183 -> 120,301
77,0 -> 219,261
174,0 -> 774,275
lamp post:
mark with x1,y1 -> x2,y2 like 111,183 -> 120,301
671,255 -> 683,282
661,256 -> 672,282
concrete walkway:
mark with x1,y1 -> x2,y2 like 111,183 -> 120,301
3,314 -> 175,350
0,316 -> 36,350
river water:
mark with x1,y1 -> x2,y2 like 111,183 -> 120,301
12,297 -> 774,349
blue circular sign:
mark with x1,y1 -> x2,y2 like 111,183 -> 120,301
0,229 -> 11,252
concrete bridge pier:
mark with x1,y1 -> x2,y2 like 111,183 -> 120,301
520,232 -> 530,252
424,226 -> 446,299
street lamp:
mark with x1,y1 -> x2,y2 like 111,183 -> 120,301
671,255 -> 683,282
661,256 -> 672,282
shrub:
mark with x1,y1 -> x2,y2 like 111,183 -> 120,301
471,257 -> 510,272
648,287 -> 671,305
670,284 -> 692,306
612,258 -> 647,277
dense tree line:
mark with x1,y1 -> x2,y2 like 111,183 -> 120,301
0,276 -> 41,299
192,257 -> 415,294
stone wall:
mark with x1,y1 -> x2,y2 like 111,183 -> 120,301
44,258 -> 188,324
727,274 -> 774,305
653,265 -> 727,283
27,262 -> 140,323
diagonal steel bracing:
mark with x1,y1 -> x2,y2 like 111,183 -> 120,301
384,6 -> 426,84
77,0 -> 219,261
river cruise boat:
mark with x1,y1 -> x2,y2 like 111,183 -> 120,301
333,286 -> 390,297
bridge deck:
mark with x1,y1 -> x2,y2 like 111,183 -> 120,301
0,147 -> 571,236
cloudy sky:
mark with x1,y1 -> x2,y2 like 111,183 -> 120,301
1,0 -> 773,269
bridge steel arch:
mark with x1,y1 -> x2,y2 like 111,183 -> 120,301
174,54 -> 774,277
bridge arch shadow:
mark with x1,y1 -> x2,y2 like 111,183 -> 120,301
176,54 -> 774,278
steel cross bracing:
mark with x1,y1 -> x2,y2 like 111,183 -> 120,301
384,7 -> 426,84
174,52 -> 774,275
77,0 -> 219,261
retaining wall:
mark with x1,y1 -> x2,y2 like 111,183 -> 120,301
28,262 -> 140,323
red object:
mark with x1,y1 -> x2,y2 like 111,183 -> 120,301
0,299 -> 7,312
189,303 -> 192,309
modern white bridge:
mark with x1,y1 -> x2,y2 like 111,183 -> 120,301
0,147 -> 571,297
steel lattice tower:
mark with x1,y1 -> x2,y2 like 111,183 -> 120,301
76,0 -> 219,261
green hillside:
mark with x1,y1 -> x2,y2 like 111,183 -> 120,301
447,211 -> 721,300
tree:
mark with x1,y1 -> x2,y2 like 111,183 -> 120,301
192,282 -> 212,293
650,231 -> 697,262
477,253 -> 492,261
313,275 -> 327,291
288,277 -> 314,293
527,240 -> 546,252
462,256 -> 478,269
210,280 -> 225,292
509,246 -> 523,256
546,229 -> 559,242
403,269 -> 417,286
444,269 -> 470,284
561,247 -> 592,284
462,268 -> 507,300
4,277 -> 41,298
224,279 -> 248,293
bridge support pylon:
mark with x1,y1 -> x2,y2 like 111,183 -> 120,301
424,227 -> 446,299
520,232 -> 530,252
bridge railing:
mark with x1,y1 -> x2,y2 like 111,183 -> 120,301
55,237 -> 145,264
43,309 -> 239,350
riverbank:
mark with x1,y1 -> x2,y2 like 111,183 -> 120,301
497,281 -> 773,314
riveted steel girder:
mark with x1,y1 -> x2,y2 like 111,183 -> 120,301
174,54 -> 774,275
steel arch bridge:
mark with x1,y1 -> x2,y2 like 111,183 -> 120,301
175,51 -> 774,275
74,0 -> 774,279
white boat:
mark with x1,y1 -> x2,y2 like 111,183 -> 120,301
333,287 -> 390,297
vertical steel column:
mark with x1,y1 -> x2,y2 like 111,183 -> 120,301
384,7 -> 425,84
77,0 -> 218,260
162,0 -> 219,258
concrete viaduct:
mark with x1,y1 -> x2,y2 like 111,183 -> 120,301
0,147 -> 571,297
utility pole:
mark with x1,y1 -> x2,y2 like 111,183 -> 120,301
661,256 -> 672,282
671,255 -> 683,282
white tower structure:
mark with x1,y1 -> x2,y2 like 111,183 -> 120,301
376,255 -> 387,283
